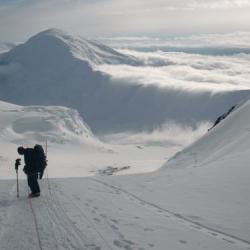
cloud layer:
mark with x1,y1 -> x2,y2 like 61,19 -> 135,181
100,121 -> 211,147
97,50 -> 250,92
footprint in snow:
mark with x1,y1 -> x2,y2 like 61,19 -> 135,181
94,218 -> 100,223
222,238 -> 235,244
0,200 -> 12,208
124,240 -> 135,245
144,228 -> 154,232
91,210 -> 97,214
179,240 -> 187,244
74,196 -> 80,200
111,219 -> 119,224
210,232 -> 218,236
113,240 -> 134,250
113,240 -> 123,248
110,224 -> 119,231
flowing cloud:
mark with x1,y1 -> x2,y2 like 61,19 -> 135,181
96,50 -> 250,92
100,121 -> 211,147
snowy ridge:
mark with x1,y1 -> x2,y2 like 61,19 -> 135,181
0,30 -> 250,250
5,29 -> 139,66
0,100 -> 174,179
164,95 -> 250,170
0,100 -> 114,179
1,95 -> 250,250
0,100 -> 95,145
0,29 -> 250,134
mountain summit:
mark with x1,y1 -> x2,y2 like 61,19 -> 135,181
5,28 -> 138,66
0,29 -> 249,133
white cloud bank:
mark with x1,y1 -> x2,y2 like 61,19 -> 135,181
97,50 -> 250,92
100,121 -> 211,147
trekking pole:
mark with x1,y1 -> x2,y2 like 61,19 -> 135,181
16,169 -> 19,198
45,139 -> 51,194
15,158 -> 21,198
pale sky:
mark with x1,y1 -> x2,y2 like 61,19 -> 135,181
1,0 -> 250,42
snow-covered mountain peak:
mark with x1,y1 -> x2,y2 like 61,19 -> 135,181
34,28 -> 71,38
8,28 -> 138,66
1,29 -> 249,134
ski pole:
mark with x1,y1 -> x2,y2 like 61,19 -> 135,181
16,169 -> 19,198
15,158 -> 21,198
45,139 -> 51,194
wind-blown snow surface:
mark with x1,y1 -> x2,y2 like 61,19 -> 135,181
0,97 -> 250,250
0,29 -> 249,134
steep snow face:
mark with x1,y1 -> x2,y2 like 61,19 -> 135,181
157,97 -> 250,240
163,96 -> 250,170
134,97 -> 250,243
102,96 -> 250,245
0,29 -> 250,134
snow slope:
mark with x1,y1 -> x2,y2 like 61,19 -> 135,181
0,96 -> 249,250
0,29 -> 249,133
0,30 -> 250,250
165,98 -> 250,170
0,100 -> 178,179
0,100 -> 111,179
0,178 -> 246,250
104,96 -> 250,248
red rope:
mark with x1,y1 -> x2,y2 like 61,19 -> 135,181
29,199 -> 43,250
